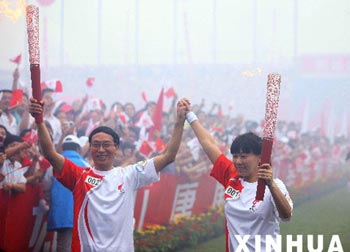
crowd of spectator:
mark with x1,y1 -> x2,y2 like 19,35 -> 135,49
1,67 -> 350,191
1,66 -> 349,250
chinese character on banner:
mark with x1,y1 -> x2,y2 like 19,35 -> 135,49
171,182 -> 198,221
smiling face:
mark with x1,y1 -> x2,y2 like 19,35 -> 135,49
90,132 -> 119,171
230,132 -> 262,182
232,152 -> 260,182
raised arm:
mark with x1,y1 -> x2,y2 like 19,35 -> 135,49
185,99 -> 222,164
4,141 -> 30,158
28,98 -> 65,174
153,98 -> 187,172
11,67 -> 19,90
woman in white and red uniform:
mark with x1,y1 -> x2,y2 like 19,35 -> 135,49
29,97 -> 188,252
184,99 -> 293,252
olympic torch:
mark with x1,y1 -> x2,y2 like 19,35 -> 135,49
256,73 -> 281,201
26,5 -> 43,124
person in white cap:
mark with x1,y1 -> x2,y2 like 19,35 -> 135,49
47,134 -> 89,252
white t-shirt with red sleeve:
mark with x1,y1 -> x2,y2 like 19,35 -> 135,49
210,154 -> 293,252
54,158 -> 160,252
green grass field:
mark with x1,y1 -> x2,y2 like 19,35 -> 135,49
181,186 -> 350,252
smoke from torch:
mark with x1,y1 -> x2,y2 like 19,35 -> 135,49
26,5 -> 43,123
256,73 -> 281,201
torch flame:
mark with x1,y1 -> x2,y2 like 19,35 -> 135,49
0,0 -> 27,22
242,67 -> 263,77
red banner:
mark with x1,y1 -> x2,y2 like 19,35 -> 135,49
134,172 -> 220,230
0,184 -> 54,252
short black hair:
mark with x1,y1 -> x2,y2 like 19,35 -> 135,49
146,101 -> 156,108
0,125 -> 9,134
4,133 -> 23,147
20,128 -> 32,138
88,126 -> 120,146
0,89 -> 12,94
230,132 -> 262,155
124,102 -> 135,108
110,101 -> 123,110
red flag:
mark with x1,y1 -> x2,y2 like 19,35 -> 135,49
8,89 -> 23,109
38,157 -> 51,171
41,79 -> 63,92
22,129 -> 38,145
155,137 -> 166,153
118,112 -> 128,125
141,91 -> 148,103
9,54 -> 22,65
55,81 -> 63,92
211,125 -> 223,133
139,140 -> 154,157
217,105 -> 224,118
164,87 -> 176,98
21,156 -> 32,167
60,103 -> 73,112
149,88 -> 164,140
86,77 -> 95,88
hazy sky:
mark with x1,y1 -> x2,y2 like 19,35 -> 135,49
1,0 -> 349,69
1,0 -> 349,123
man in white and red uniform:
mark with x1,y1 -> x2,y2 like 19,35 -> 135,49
29,97 -> 188,252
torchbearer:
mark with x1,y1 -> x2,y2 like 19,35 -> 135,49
184,77 -> 293,251
28,94 -> 188,251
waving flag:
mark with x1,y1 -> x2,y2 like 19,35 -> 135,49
139,140 -> 154,158
217,105 -> 224,118
41,79 -> 63,92
22,129 -> 38,144
164,87 -> 176,98
86,77 -> 95,88
8,89 -> 23,109
141,91 -> 148,103
9,54 -> 22,65
149,88 -> 164,140
155,137 -> 165,153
